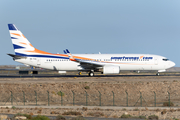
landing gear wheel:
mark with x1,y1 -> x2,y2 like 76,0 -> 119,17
156,73 -> 160,76
89,72 -> 94,77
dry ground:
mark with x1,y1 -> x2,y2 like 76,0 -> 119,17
0,74 -> 180,119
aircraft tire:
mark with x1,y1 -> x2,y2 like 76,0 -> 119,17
156,73 -> 160,76
89,72 -> 94,77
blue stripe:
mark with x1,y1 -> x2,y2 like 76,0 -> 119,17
13,44 -> 25,49
15,52 -> 69,59
8,24 -> 17,30
11,37 -> 17,39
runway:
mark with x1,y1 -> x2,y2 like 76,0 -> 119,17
0,72 -> 180,78
0,73 -> 179,83
0,74 -> 160,78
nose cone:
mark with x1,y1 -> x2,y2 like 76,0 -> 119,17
170,61 -> 176,67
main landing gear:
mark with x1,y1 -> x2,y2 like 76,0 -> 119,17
78,71 -> 95,77
89,71 -> 94,77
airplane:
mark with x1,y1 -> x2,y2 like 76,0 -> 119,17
7,24 -> 175,76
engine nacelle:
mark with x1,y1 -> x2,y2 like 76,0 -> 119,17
103,66 -> 120,74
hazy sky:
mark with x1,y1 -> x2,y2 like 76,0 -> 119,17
0,0 -> 180,66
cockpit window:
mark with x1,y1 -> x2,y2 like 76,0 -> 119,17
162,58 -> 169,61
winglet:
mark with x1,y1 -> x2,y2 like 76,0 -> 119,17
66,49 -> 70,54
66,49 -> 76,61
63,50 -> 67,54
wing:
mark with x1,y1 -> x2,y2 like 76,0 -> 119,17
65,49 -> 105,69
75,59 -> 104,69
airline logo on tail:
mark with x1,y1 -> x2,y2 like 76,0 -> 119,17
8,24 -> 69,59
8,24 -> 54,57
8,24 -> 35,55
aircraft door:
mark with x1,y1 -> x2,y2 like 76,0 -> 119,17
154,58 -> 158,65
37,59 -> 41,66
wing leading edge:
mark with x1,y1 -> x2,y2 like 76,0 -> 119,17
66,49 -> 104,69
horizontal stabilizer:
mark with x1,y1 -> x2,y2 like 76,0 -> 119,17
7,53 -> 26,59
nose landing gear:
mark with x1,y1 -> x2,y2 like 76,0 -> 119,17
156,72 -> 160,76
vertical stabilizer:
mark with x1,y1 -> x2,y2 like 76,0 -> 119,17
8,24 -> 50,56
8,24 -> 35,55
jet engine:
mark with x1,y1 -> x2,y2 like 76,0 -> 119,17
103,66 -> 120,74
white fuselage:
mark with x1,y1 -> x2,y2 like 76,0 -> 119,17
8,24 -> 175,75
15,54 -> 175,72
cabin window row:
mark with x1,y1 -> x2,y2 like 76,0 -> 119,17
46,59 -> 69,61
46,59 -> 150,62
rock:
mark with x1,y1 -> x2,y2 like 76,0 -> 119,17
0,115 -> 7,120
124,112 -> 128,115
15,116 -> 27,120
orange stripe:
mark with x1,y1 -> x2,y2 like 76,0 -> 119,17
29,44 -> 34,47
26,44 -> 70,57
29,43 -> 33,47
22,34 -> 26,38
26,48 -> 52,54
70,58 -> 76,61
26,47 -> 69,57
139,56 -> 144,59
73,56 -> 94,61
11,33 -> 21,37
19,42 -> 27,45
34,48 -> 52,54
55,54 -> 69,57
